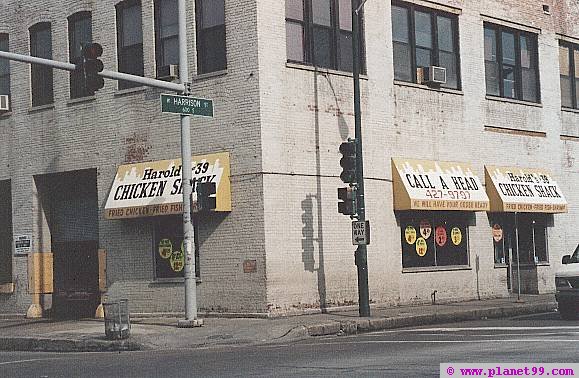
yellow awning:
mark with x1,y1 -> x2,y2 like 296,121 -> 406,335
104,151 -> 232,219
485,166 -> 567,213
392,158 -> 490,211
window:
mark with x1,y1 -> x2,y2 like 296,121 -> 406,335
30,23 -> 53,106
484,23 -> 539,102
154,216 -> 200,280
285,0 -> 365,73
116,0 -> 144,89
391,2 -> 460,89
196,0 -> 226,74
559,41 -> 579,109
154,0 -> 179,76
0,180 -> 12,285
491,213 -> 549,266
401,211 -> 469,269
0,34 -> 9,99
68,12 -> 93,98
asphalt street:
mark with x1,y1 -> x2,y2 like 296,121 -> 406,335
0,312 -> 577,378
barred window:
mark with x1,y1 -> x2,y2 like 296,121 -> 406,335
401,211 -> 469,269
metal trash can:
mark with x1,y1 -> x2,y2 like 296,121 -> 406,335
103,299 -> 130,340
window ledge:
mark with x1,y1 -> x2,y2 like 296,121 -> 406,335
494,264 -> 508,268
402,265 -> 471,273
114,86 -> 147,97
394,80 -> 463,95
66,95 -> 96,106
485,95 -> 542,108
561,107 -> 579,114
193,69 -> 228,81
28,103 -> 55,113
0,282 -> 15,294
286,62 -> 368,80
150,277 -> 202,284
0,111 -> 12,118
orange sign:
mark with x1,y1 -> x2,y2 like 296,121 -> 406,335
492,224 -> 503,242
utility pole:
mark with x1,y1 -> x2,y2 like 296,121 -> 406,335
352,0 -> 370,317
176,0 -> 202,328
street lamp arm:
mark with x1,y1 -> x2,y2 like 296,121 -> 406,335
355,0 -> 369,15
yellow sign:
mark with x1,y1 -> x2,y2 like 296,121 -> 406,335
485,166 -> 567,213
392,158 -> 490,212
170,250 -> 185,272
451,227 -> 462,246
105,151 -> 232,219
405,226 -> 417,244
416,238 -> 427,256
158,239 -> 172,259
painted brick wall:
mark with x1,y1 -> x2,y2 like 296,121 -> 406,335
258,0 -> 579,311
0,0 -> 268,315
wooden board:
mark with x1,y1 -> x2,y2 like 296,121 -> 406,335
27,253 -> 53,294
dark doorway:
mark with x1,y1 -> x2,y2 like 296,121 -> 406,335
36,169 -> 99,318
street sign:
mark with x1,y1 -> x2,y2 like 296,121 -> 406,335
161,94 -> 214,117
352,220 -> 370,245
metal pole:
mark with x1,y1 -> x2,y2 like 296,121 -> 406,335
515,212 -> 521,302
353,3 -> 370,317
0,50 -> 185,92
176,0 -> 201,327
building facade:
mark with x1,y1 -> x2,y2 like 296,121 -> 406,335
0,0 -> 577,318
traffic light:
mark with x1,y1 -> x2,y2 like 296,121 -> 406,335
339,141 -> 356,184
82,43 -> 104,92
196,182 -> 217,212
338,187 -> 357,216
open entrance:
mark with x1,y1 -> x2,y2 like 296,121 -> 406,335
492,213 -> 550,294
36,169 -> 99,318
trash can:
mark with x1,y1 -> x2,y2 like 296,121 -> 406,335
103,299 -> 130,340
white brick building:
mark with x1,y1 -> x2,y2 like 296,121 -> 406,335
0,0 -> 577,318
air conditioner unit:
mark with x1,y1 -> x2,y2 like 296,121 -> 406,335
420,66 -> 447,86
157,64 -> 179,80
0,95 -> 9,111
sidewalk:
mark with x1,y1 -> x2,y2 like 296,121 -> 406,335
0,294 -> 557,353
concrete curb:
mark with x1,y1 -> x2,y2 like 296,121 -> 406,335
306,302 -> 557,337
0,337 -> 143,352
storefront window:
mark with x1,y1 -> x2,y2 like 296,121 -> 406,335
401,211 -> 469,269
490,213 -> 549,266
153,216 -> 199,279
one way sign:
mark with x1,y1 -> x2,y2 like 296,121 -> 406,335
352,220 -> 370,246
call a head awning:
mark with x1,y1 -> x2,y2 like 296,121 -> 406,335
104,151 -> 231,219
485,166 -> 567,213
392,158 -> 490,211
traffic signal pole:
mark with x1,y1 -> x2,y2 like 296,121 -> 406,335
352,0 -> 370,317
176,0 -> 202,328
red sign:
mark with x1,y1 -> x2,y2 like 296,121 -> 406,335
435,226 -> 447,247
